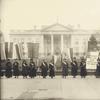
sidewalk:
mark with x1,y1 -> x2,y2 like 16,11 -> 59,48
1,76 -> 100,100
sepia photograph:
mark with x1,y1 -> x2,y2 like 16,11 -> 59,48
0,0 -> 100,99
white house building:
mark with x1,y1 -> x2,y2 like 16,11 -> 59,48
8,23 -> 93,60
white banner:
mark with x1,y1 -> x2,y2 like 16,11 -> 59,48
86,51 -> 99,69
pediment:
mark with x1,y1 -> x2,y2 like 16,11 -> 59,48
42,23 -> 73,32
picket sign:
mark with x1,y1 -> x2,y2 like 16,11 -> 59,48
86,51 -> 99,69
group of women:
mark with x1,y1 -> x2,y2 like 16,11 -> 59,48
0,57 -> 100,79
0,59 -> 55,79
62,57 -> 87,78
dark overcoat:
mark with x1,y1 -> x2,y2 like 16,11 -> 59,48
5,61 -> 12,78
62,61 -> 68,76
29,62 -> 37,78
96,62 -> 100,76
40,62 -> 48,77
22,63 -> 28,77
71,61 -> 78,76
80,61 -> 87,77
13,62 -> 19,76
49,63 -> 55,77
0,65 -> 3,77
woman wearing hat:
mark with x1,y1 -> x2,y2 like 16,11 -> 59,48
71,57 -> 78,78
29,59 -> 37,78
49,60 -> 55,78
0,63 -> 3,78
5,59 -> 12,78
95,58 -> 100,78
62,59 -> 69,78
80,58 -> 87,78
22,60 -> 28,78
40,60 -> 48,78
13,59 -> 20,78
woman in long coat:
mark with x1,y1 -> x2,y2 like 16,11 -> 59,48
40,60 -> 48,78
13,60 -> 19,78
29,60 -> 37,78
71,57 -> 78,78
80,59 -> 87,78
22,60 -> 28,78
95,59 -> 100,78
5,59 -> 12,78
62,59 -> 69,78
0,63 -> 3,78
49,61 -> 55,78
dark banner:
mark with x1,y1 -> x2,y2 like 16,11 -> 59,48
15,44 -> 21,60
27,43 -> 33,58
8,42 -> 13,58
5,42 -> 8,59
70,48 -> 73,61
27,43 -> 39,59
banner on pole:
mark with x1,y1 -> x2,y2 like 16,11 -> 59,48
5,42 -> 8,59
70,48 -> 73,61
8,42 -> 13,58
15,44 -> 21,60
27,43 -> 39,58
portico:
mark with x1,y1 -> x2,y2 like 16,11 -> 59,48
43,34 -> 71,55
42,23 -> 72,57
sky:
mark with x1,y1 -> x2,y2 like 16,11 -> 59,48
1,0 -> 100,37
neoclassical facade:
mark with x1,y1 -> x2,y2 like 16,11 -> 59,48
9,23 -> 95,59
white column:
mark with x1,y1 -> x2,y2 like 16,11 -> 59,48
61,34 -> 64,53
51,34 -> 54,55
39,35 -> 44,57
